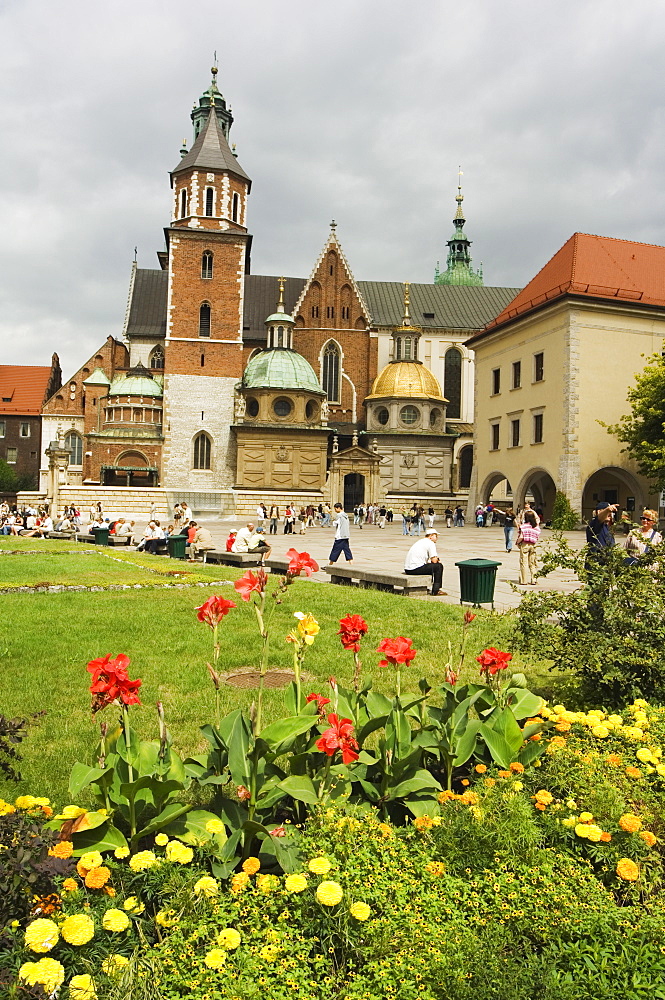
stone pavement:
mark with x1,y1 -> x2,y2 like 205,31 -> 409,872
139,515 -> 587,612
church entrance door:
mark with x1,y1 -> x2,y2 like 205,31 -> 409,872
344,473 -> 365,511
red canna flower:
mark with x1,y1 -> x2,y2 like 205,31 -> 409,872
86,653 -> 142,714
463,611 -> 476,624
476,647 -> 513,676
445,667 -> 458,686
270,825 -> 287,838
376,637 -> 417,668
196,595 -> 237,627
286,548 -> 320,577
306,692 -> 331,716
233,568 -> 268,602
316,713 -> 359,764
337,614 -> 368,652
237,785 -> 251,801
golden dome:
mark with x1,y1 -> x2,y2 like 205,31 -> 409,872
366,362 -> 445,401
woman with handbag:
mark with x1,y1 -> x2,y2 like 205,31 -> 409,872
516,511 -> 540,585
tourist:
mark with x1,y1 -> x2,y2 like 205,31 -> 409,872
517,511 -> 540,585
378,504 -> 387,529
585,501 -> 617,556
283,506 -> 294,534
143,520 -> 165,554
225,530 -> 237,552
428,506 -> 436,528
321,503 -> 331,527
404,528 -> 444,596
444,506 -> 453,528
180,502 -> 193,524
454,505 -> 465,527
248,525 -> 272,563
190,523 -> 215,561
234,522 -> 256,552
503,508 -> 517,552
623,509 -> 662,565
268,504 -> 280,534
328,503 -> 353,564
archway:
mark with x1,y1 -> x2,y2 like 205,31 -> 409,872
514,468 -> 557,521
478,471 -> 511,506
344,473 -> 365,511
582,467 -> 647,523
457,445 -> 473,490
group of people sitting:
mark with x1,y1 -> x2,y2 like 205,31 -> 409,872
225,522 -> 272,562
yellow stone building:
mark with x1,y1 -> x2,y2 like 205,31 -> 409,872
467,233 -> 665,521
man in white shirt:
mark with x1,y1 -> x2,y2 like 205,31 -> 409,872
233,523 -> 256,552
143,520 -> 165,554
404,528 -> 444,596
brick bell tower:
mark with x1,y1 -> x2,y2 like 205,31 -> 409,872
161,66 -> 252,491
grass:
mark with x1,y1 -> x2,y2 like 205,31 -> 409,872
0,545 -> 537,805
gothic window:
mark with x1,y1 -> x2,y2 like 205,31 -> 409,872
180,189 -> 188,218
149,347 -> 164,370
444,347 -> 462,419
205,187 -> 214,216
458,445 -> 473,489
64,431 -> 83,465
326,306 -> 335,319
193,432 -> 212,470
199,303 -> 211,338
201,251 -> 213,279
232,192 -> 239,222
322,341 -> 340,403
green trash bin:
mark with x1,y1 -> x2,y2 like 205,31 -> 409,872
94,528 -> 110,546
167,534 -> 188,560
455,558 -> 502,608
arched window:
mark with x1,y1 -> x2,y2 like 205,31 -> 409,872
64,431 -> 82,466
180,188 -> 188,218
193,432 -> 212,470
458,445 -> 473,489
322,341 -> 340,403
201,251 -> 213,279
205,187 -> 214,216
232,192 -> 239,222
149,347 -> 164,370
199,303 -> 211,338
444,347 -> 463,419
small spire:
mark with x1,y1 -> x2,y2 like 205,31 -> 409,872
180,138 -> 188,157
455,165 -> 465,222
402,282 -> 411,326
133,246 -> 137,263
276,277 -> 286,313
330,219 -> 337,231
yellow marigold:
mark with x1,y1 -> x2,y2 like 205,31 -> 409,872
0,798 -> 15,815
586,825 -> 604,842
194,876 -> 219,897
205,818 -> 225,835
600,832 -> 612,842
616,858 -> 640,881
217,927 -> 242,950
230,872 -> 250,893
85,866 -> 111,889
625,766 -> 642,779
459,791 -> 479,805
657,764 -> 665,777
424,861 -> 446,876
509,762 -> 525,774
513,781 -> 524,791
155,909 -> 177,927
636,747 -> 653,764
114,846 -> 130,859
438,790 -> 456,802
575,824 -> 590,839
349,901 -> 371,921
591,725 -> 609,738
623,726 -> 645,741
61,913 -> 94,946
15,795 -> 39,810
414,815 -> 435,831
579,811 -> 593,822
619,813 -> 642,833
242,856 -> 261,875
165,840 -> 193,865
48,841 -> 73,860
123,896 -> 144,914
377,822 -> 393,838
256,873 -> 279,894
308,857 -> 332,875
101,954 -> 129,977
69,973 -> 97,999
24,918 -> 60,953
316,880 -> 344,906
484,777 -> 496,787
639,830 -> 657,847
79,851 -> 103,871
534,790 -> 553,805
547,737 -> 567,753
474,764 -> 487,774
62,878 -> 78,893
562,816 -> 576,828
128,850 -> 157,872
154,833 -> 169,846
204,948 -> 227,970
284,873 -> 308,893
260,944 -> 280,961
102,909 -> 130,932
19,958 -> 65,993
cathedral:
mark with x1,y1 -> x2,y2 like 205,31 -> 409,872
39,69 -> 519,514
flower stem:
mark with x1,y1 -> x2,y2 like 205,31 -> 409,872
122,705 -> 137,844
254,591 -> 268,735
352,651 -> 362,693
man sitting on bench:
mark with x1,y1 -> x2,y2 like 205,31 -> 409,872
404,528 -> 444,597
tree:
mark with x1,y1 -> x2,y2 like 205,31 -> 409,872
605,352 -> 665,490
550,491 -> 578,530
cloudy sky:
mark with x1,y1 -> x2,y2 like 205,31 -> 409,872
2,0 -> 664,378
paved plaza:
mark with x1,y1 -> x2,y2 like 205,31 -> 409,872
145,515 -> 587,611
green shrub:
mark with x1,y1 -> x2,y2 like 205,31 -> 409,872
551,491 -> 579,530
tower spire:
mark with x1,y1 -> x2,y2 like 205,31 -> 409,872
434,169 -> 484,286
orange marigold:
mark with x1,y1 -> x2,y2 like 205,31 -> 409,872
600,832 -> 612,843
639,830 -> 657,847
547,737 -> 567,753
61,879 -> 78,893
103,886 -> 116,897
530,734 -> 542,742
84,866 -> 111,889
438,790 -> 455,803
605,754 -> 622,766
625,766 -> 642,779
484,777 -> 496,787
619,813 -> 642,834
555,722 -> 571,733
459,791 -> 479,805
535,802 -> 547,811
497,770 -> 511,778
616,858 -> 640,881
534,789 -> 553,805
474,764 -> 487,774
509,762 -> 525,774
48,842 -> 73,860
76,860 -> 90,879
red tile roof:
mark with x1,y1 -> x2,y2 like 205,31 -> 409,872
0,366 -> 55,414
469,233 -> 665,342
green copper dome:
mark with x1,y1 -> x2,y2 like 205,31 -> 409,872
240,349 -> 323,394
108,373 -> 163,398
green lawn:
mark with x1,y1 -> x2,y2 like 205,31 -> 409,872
0,548 -> 532,804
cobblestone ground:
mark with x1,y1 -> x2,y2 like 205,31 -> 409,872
129,515 -> 587,611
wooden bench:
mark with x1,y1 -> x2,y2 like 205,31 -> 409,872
202,550 -> 262,566
72,533 -> 132,546
322,565 -> 429,596
264,557 -> 291,575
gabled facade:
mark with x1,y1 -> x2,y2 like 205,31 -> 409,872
0,357 -> 61,489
